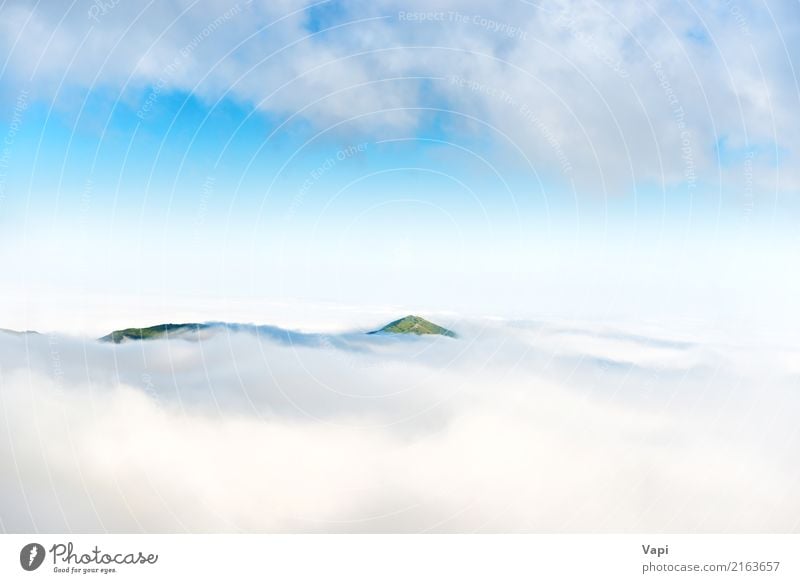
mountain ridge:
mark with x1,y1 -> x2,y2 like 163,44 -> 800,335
97,315 -> 458,343
0,328 -> 40,336
99,323 -> 210,343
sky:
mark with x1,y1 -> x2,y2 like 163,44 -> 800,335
0,0 -> 798,335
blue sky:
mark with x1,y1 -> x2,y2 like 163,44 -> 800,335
0,0 -> 798,332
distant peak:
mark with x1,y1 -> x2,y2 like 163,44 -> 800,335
368,315 -> 456,337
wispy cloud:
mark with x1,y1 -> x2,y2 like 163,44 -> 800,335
1,0 -> 798,192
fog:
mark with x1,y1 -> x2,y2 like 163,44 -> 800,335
0,319 -> 798,532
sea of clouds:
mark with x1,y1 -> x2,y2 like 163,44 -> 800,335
0,318 -> 798,533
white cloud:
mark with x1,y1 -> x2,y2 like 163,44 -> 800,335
0,319 -> 798,532
2,0 -> 798,193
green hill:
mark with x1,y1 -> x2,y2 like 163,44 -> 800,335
368,315 -> 456,337
99,323 -> 209,343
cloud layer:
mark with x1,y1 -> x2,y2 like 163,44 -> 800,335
1,319 -> 798,532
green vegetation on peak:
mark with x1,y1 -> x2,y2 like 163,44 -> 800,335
99,323 -> 209,343
368,315 -> 456,338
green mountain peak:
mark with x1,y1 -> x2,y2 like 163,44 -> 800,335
368,315 -> 456,337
